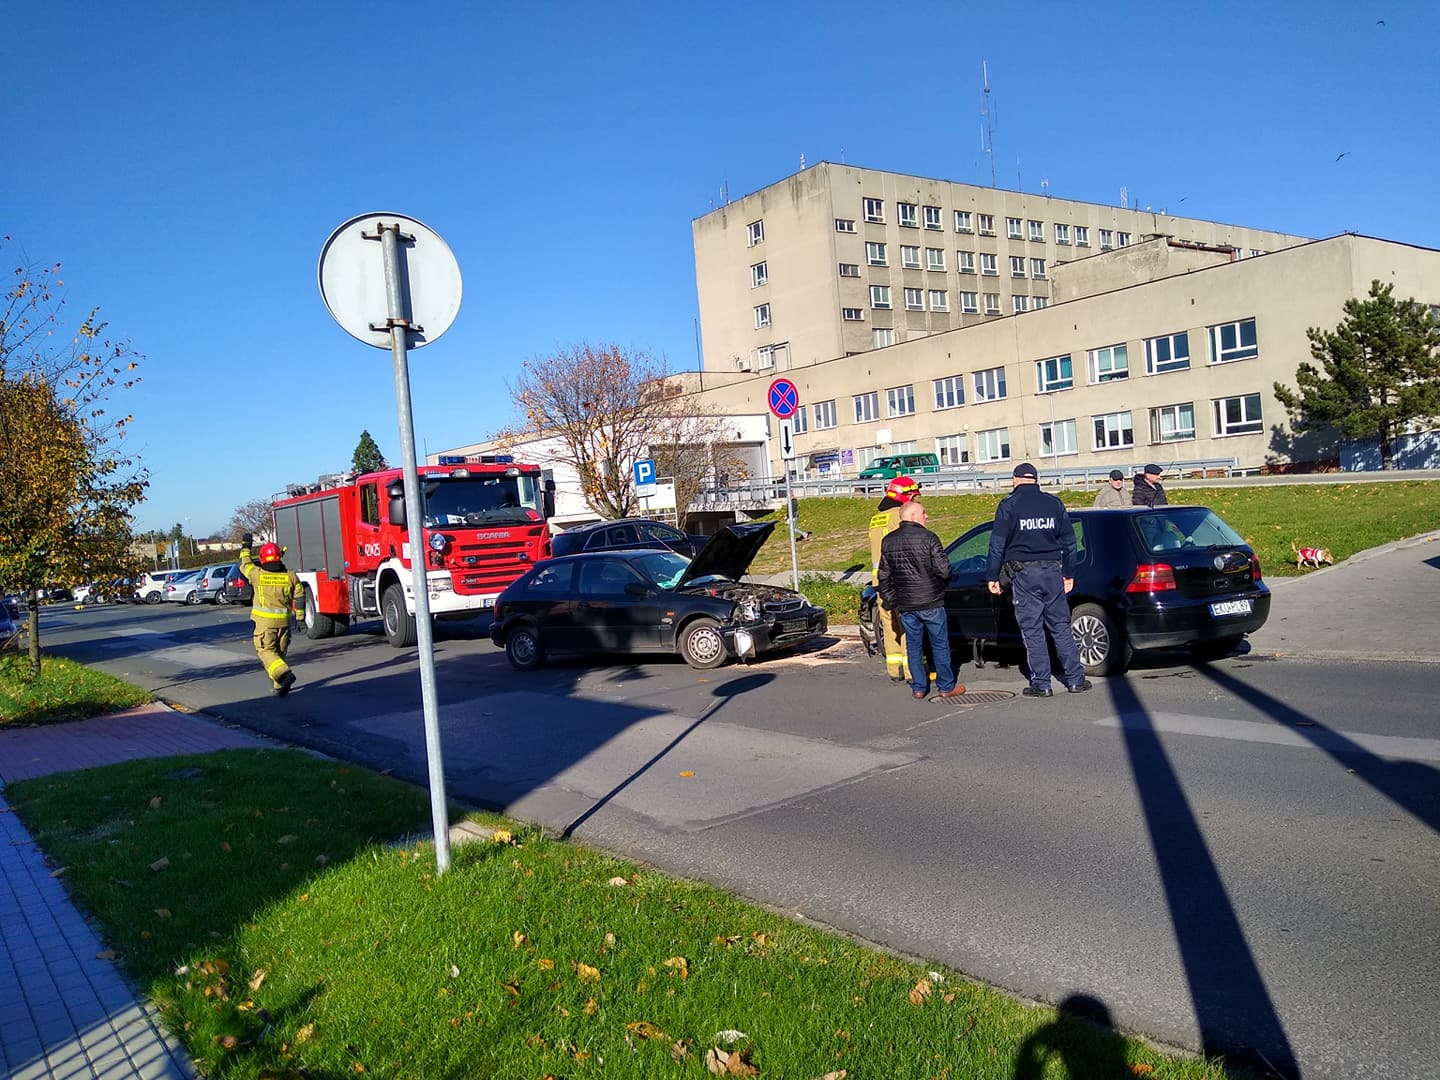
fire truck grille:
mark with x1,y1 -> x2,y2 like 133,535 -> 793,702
451,540 -> 539,595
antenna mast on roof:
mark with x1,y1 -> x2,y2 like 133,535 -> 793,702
981,61 -> 997,188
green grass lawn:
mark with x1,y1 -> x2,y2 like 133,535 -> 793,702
0,653 -> 152,728
760,480 -> 1440,624
9,749 -> 1254,1080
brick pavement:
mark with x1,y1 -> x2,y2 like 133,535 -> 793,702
0,703 -> 271,1079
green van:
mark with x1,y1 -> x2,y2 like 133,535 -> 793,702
856,452 -> 942,480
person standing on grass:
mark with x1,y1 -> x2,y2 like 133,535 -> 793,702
1093,468 -> 1129,508
1132,463 -> 1168,507
239,534 -> 302,696
878,500 -> 965,702
986,463 -> 1091,698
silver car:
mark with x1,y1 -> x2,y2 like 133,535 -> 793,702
194,563 -> 239,604
163,571 -> 204,604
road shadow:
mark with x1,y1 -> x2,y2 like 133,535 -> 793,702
1194,665 -> 1439,834
1108,676 -> 1301,1078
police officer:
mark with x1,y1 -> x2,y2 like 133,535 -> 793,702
985,463 -> 1091,697
239,533 -> 302,696
868,475 -> 920,681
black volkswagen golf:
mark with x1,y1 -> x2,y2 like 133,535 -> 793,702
490,522 -> 827,670
861,505 -> 1270,676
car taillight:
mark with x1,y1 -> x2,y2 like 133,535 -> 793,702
1126,563 -> 1177,592
1249,554 -> 1262,580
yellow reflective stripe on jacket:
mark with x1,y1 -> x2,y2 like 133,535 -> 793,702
248,564 -> 300,622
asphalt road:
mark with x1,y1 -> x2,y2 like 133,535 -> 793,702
36,574 -> 1440,1080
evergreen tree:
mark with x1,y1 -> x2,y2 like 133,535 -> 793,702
352,429 -> 388,474
1274,281 -> 1440,469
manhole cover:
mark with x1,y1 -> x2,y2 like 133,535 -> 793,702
941,690 -> 1014,705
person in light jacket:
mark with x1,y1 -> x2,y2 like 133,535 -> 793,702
1093,469 -> 1129,508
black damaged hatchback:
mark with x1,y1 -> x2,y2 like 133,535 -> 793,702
861,505 -> 1270,676
490,521 -> 827,670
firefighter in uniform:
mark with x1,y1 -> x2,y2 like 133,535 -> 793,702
239,534 -> 302,696
868,475 -> 921,681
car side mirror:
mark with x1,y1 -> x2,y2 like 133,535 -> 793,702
624,582 -> 649,597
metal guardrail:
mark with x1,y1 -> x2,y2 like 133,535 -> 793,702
694,456 -> 1241,506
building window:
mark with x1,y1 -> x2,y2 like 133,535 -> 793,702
835,218 -> 857,233
1150,402 -> 1196,443
747,220 -> 764,246
977,213 -> 996,235
1012,295 -> 1029,313
1093,410 -> 1135,450
791,404 -> 808,434
842,307 -> 864,321
866,241 -> 888,266
1010,256 -> 1026,278
928,289 -> 949,312
955,210 -> 974,233
923,205 -> 943,230
1054,223 -> 1071,245
1036,354 -> 1073,393
926,247 -> 946,271
863,197 -> 885,223
854,391 -> 880,422
958,251 -> 976,274
872,328 -> 895,349
976,427 -> 1011,464
1209,318 -> 1258,364
870,285 -> 891,309
1006,217 -> 1023,239
1099,229 -> 1114,250
959,291 -> 979,313
983,292 -> 1001,315
974,366 -> 1007,401
904,287 -> 924,311
1025,219 -> 1043,242
838,262 -> 860,277
756,345 -> 777,370
898,202 -> 919,228
813,399 -> 837,429
1033,296 -> 1049,309
936,434 -> 971,466
934,375 -> 965,410
753,303 -> 770,329
901,245 -> 921,269
1214,393 -> 1263,436
1117,231 -> 1131,247
980,253 -> 998,276
751,262 -> 768,288
1074,226 -> 1090,247
1040,418 -> 1078,457
887,384 -> 915,417
1145,331 -> 1191,374
1089,343 -> 1129,383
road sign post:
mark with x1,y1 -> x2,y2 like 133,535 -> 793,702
767,379 -> 801,591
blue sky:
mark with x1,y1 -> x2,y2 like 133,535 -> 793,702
5,1 -> 1436,538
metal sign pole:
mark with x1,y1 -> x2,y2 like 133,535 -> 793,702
785,468 -> 799,592
379,223 -> 451,875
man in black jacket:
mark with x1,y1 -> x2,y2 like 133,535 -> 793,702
879,501 -> 965,701
1132,463 -> 1168,506
986,463 -> 1092,698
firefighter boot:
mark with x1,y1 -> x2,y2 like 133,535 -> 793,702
274,670 -> 296,697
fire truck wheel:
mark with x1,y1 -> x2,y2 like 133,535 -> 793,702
303,588 -> 337,640
504,623 -> 543,671
381,584 -> 418,648
679,617 -> 728,670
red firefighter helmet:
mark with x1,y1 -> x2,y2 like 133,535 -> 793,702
258,542 -> 282,564
885,475 -> 920,503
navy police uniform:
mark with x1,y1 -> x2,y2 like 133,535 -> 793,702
985,463 -> 1088,695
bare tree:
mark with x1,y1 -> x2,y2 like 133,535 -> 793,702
497,343 -> 736,522
225,498 -> 275,541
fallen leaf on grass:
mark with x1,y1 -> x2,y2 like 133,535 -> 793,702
608,876 -> 629,886
814,1072 -> 847,1079
537,958 -> 555,971
576,962 -> 601,983
705,1046 -> 758,1075
671,1040 -> 690,1061
449,964 -> 460,978
49,866 -> 67,878
663,956 -> 689,979
583,998 -> 599,1016
713,1030 -> 748,1044
150,857 -> 169,872
625,1021 -> 668,1041
214,1035 -> 239,1050
513,931 -> 527,947
907,978 -> 933,1005
154,908 -> 172,919
294,1023 -> 316,1043
1131,1066 -> 1154,1076
492,829 -> 513,844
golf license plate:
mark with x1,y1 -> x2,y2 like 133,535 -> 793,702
1209,598 -> 1252,617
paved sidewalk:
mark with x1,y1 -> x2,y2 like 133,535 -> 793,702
0,704 -> 271,1079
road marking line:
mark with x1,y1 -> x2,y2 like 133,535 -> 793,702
1097,712 -> 1440,763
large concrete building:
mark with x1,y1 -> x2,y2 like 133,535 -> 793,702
689,164 -> 1440,480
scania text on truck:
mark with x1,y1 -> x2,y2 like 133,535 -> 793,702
271,455 -> 554,647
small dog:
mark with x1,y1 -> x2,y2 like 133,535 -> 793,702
1291,541 -> 1333,570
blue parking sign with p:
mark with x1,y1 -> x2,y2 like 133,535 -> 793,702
633,459 -> 656,487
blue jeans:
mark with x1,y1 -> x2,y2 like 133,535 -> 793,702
898,606 -> 956,696
1011,561 -> 1085,690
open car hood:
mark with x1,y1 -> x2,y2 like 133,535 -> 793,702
677,521 -> 776,587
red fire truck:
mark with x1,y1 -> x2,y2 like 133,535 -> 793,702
272,455 -> 554,647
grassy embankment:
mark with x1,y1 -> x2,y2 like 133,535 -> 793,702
9,748 -> 1258,1079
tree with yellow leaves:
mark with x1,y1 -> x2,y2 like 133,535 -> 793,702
0,242 -> 149,674
497,343 -> 737,526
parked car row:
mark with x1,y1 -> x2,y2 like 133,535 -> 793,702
131,563 -> 245,605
